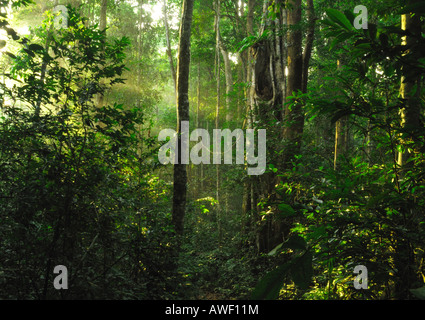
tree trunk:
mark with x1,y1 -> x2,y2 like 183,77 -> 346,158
96,0 -> 107,109
249,0 -> 287,253
283,0 -> 303,166
214,0 -> 222,245
302,0 -> 315,94
397,2 -> 422,169
334,115 -> 348,170
334,60 -> 348,170
172,0 -> 194,236
220,44 -> 233,123
394,0 -> 423,299
196,61 -> 202,198
242,0 -> 255,219
163,0 -> 177,95
99,0 -> 107,31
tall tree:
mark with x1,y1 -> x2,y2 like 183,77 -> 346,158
220,42 -> 233,123
333,60 -> 348,170
247,0 -> 288,252
172,0 -> 194,236
394,0 -> 423,299
163,0 -> 177,94
283,0 -> 303,166
96,0 -> 107,108
99,0 -> 107,31
397,0 -> 422,169
214,0 -> 222,244
242,0 -> 256,217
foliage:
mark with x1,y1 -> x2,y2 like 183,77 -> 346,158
0,0 -> 424,302
252,4 -> 425,300
0,7 -> 175,299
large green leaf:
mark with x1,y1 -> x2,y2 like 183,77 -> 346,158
290,252 -> 313,290
326,9 -> 354,31
252,250 -> 313,299
282,234 -> 307,251
329,31 -> 354,51
410,287 -> 425,300
251,263 -> 291,300
268,242 -> 283,256
277,203 -> 296,218
28,43 -> 44,52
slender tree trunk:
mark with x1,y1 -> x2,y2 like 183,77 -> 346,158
172,0 -> 194,236
334,60 -> 348,170
302,0 -> 315,94
214,0 -> 222,245
220,44 -> 233,123
283,0 -> 303,166
96,0 -> 107,108
136,0 -> 146,92
163,0 -> 177,95
394,0 -> 422,299
397,3 -> 422,169
35,25 -> 53,118
334,116 -> 348,170
99,0 -> 107,31
242,0 -> 253,223
196,61 -> 202,199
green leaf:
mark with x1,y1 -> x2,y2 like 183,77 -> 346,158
410,287 -> 425,299
23,48 -> 35,57
5,27 -> 19,40
281,234 -> 307,251
329,31 -> 354,51
267,243 -> 283,256
321,18 -> 338,29
251,263 -> 291,300
343,9 -> 355,25
277,203 -> 296,218
326,9 -> 354,31
4,51 -> 17,59
290,252 -> 313,290
306,225 -> 327,241
28,43 -> 44,52
331,109 -> 352,124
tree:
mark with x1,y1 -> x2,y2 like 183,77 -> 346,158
96,0 -> 108,108
397,0 -> 423,169
214,0 -> 222,244
163,0 -> 177,94
333,60 -> 348,170
172,0 -> 194,236
283,0 -> 304,166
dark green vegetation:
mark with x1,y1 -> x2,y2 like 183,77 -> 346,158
0,0 -> 424,300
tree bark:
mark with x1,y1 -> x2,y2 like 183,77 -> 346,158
172,0 -> 194,236
214,0 -> 222,245
394,0 -> 423,299
302,0 -> 315,94
163,0 -> 177,95
334,115 -> 348,170
397,2 -> 422,169
334,60 -> 348,170
220,44 -> 233,123
96,0 -> 107,109
196,61 -> 202,198
242,0 -> 256,218
99,0 -> 107,32
283,0 -> 303,166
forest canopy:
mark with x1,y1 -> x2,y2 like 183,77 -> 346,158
0,0 -> 424,301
